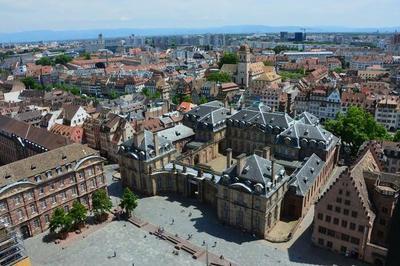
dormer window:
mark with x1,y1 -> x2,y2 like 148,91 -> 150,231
66,164 -> 72,171
46,171 -> 52,179
35,175 -> 42,182
56,167 -> 62,175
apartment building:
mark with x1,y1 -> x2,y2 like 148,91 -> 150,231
374,96 -> 400,131
0,115 -> 70,165
312,149 -> 398,265
0,144 -> 106,238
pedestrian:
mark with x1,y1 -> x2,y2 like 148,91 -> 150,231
171,218 -> 174,225
188,212 -> 192,217
202,240 -> 205,246
113,251 -> 116,257
213,241 -> 217,247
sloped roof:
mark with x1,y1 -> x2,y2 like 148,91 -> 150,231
290,154 -> 325,196
0,115 -> 70,150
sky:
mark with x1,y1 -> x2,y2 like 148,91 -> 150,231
0,0 -> 399,33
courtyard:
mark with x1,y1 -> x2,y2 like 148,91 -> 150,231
23,165 -> 365,266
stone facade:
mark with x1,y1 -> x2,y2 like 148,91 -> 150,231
0,144 -> 106,238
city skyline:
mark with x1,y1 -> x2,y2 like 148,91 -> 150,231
0,0 -> 399,33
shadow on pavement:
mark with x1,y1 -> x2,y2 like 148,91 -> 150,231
287,225 -> 366,266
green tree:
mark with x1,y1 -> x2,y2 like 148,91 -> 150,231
54,54 -> 72,65
82,52 -> 91,60
21,77 -> 42,90
273,45 -> 298,54
49,208 -> 73,237
109,90 -> 118,100
332,67 -> 345,73
324,106 -> 392,155
49,208 -> 66,233
207,71 -> 232,83
35,57 -> 53,66
92,189 -> 112,221
199,96 -> 208,104
393,131 -> 400,142
69,201 -> 87,228
119,188 -> 138,218
218,52 -> 238,68
182,94 -> 192,103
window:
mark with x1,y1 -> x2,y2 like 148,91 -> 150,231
60,179 -> 65,187
318,238 -> 324,245
351,211 -> 358,218
14,196 -> 22,205
64,205 -> 69,212
91,179 -> 96,188
346,191 -> 350,197
72,187 -> 77,195
70,176 -> 75,183
39,187 -> 44,195
56,167 -> 62,175
50,183 -> 55,190
350,223 -> 356,230
35,175 -> 42,182
318,226 -> 327,234
33,218 -> 40,228
51,195 -> 57,205
333,218 -> 339,225
30,204 -> 37,214
66,164 -> 72,171
1,215 -> 11,226
317,213 -> 323,220
41,200 -> 47,209
341,233 -> 350,242
327,204 -> 332,211
17,209 -> 24,220
46,171 -> 52,178
343,209 -> 349,215
26,191 -> 34,200
61,191 -> 67,200
340,246 -> 347,254
78,171 -> 84,179
80,183 -> 86,192
327,229 -> 335,237
358,225 -> 364,232
335,206 -> 341,213
341,220 -> 348,228
339,189 -> 343,195
325,215 -> 331,223
351,237 -> 360,245
45,214 -> 50,223
0,202 -> 6,211
327,241 -> 333,248
336,197 -> 342,203
344,200 -> 351,206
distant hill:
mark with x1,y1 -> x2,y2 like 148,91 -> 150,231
1,25 -> 399,43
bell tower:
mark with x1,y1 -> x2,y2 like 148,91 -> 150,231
237,44 -> 251,88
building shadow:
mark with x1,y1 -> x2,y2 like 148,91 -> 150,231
287,225 -> 366,266
107,180 -> 123,198
164,195 -> 258,245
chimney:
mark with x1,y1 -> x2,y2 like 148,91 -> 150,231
226,148 -> 232,168
263,147 -> 271,160
236,153 -> 246,176
153,132 -> 160,156
133,130 -> 144,147
271,160 -> 276,186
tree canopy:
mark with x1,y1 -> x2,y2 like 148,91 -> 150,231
92,189 -> 113,218
69,201 -> 87,228
36,57 -> 53,66
207,71 -> 232,83
324,106 -> 392,155
49,208 -> 72,234
54,54 -> 73,65
120,188 -> 138,218
218,52 -> 238,68
393,131 -> 400,142
273,45 -> 298,54
21,77 -> 42,90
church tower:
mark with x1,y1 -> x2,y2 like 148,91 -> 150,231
237,44 -> 251,88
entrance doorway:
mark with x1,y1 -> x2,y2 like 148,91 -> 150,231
188,180 -> 199,198
20,224 -> 31,239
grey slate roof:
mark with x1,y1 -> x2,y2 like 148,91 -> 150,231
222,154 -> 287,196
277,121 -> 339,150
290,154 -> 325,196
228,108 -> 294,130
122,130 -> 175,161
157,124 -> 195,143
186,100 -> 229,130
296,111 -> 319,125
